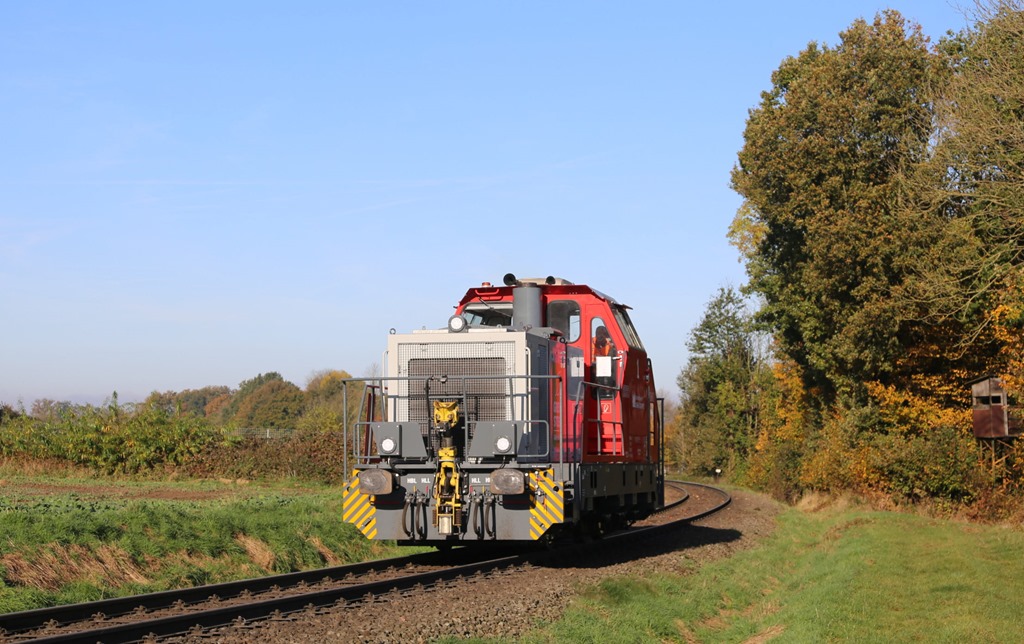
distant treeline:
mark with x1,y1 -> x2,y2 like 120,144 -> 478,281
15,370 -> 364,431
669,3 -> 1024,514
0,370 -> 362,481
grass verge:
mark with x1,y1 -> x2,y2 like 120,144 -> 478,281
0,477 -> 403,614
520,502 -> 1024,643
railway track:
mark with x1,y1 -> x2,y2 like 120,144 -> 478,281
0,481 -> 729,644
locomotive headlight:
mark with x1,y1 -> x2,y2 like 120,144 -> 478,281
447,314 -> 468,333
495,436 -> 512,454
490,469 -> 525,495
357,469 -> 393,495
380,437 -> 398,455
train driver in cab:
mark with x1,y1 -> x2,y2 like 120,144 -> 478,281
592,322 -> 616,398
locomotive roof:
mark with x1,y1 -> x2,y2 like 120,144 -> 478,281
457,279 -> 627,309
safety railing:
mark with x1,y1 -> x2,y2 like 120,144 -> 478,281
340,374 -> 566,479
571,381 -> 625,457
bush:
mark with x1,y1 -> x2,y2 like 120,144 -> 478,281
747,433 -> 805,502
186,429 -> 350,483
871,425 -> 987,503
0,403 -> 223,475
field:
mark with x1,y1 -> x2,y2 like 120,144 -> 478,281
0,471 -> 403,614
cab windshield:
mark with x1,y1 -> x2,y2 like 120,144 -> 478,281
462,303 -> 513,326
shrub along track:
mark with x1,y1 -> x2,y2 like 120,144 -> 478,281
0,482 -> 753,643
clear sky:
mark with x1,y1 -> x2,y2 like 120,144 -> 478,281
1,2 -> 972,406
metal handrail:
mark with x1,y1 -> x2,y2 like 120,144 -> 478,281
340,374 -> 566,478
571,380 -> 625,457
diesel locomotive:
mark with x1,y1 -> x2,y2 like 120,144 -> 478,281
341,274 -> 664,544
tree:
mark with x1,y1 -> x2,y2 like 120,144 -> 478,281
143,386 -> 231,417
305,369 -> 351,406
0,403 -> 20,424
216,372 -> 284,425
176,386 -> 232,417
234,380 -> 306,429
905,1 -> 1024,395
676,287 -> 774,477
730,11 -> 938,403
30,398 -> 74,421
720,4 -> 1024,505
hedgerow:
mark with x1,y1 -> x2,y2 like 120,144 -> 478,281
0,401 -> 223,475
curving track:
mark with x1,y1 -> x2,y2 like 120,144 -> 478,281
0,481 -> 729,644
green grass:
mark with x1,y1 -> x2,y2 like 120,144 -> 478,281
0,478 -> 405,613
515,504 -> 1024,643
8,473 -> 1024,641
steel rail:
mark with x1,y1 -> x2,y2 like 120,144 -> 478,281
661,480 -> 691,512
666,479 -> 732,522
17,554 -> 526,644
1,481 -> 728,643
596,480 -> 729,544
0,548 -> 467,638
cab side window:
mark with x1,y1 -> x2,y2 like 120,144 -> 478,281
591,317 -> 616,397
547,300 -> 581,342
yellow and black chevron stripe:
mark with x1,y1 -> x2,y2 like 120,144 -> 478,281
342,471 -> 378,539
529,468 -> 565,540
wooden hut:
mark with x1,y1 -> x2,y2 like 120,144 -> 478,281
970,376 -> 1022,438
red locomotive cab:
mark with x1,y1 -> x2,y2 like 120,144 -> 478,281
453,276 -> 658,467
577,303 -> 656,464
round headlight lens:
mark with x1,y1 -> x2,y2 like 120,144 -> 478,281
490,469 -> 525,495
380,437 -> 397,454
495,436 -> 512,453
448,315 -> 468,333
357,469 -> 393,495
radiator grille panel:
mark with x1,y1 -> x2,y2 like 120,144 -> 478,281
396,340 -> 517,426
407,357 -> 508,425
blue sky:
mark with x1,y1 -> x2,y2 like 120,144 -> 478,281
1,2 -> 971,406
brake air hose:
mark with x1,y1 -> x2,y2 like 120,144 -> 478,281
470,495 -> 482,539
483,494 -> 496,538
412,494 -> 422,540
402,496 -> 414,538
417,496 -> 429,540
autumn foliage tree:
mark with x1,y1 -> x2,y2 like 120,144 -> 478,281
692,4 -> 1024,506
209,372 -> 287,427
144,386 -> 231,417
299,369 -> 367,434
906,1 -> 1024,397
233,380 -> 305,429
730,10 -> 938,404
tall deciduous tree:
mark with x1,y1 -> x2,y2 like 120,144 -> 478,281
234,380 -> 305,429
676,287 -> 774,477
216,372 -> 284,424
301,369 -> 367,434
144,386 -> 231,417
730,11 -> 938,403
906,1 -> 1024,394
30,398 -> 74,421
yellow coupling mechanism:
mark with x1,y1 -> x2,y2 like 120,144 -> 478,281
432,400 -> 462,535
433,400 -> 459,428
